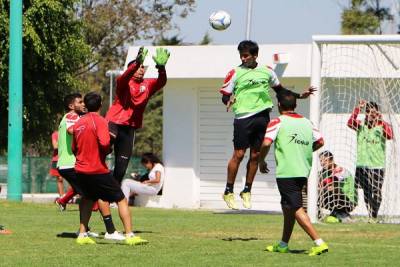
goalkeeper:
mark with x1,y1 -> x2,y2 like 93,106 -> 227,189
106,47 -> 170,184
220,40 -> 315,209
318,151 -> 357,223
347,100 -> 393,222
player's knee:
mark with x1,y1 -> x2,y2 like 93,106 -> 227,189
232,151 -> 245,162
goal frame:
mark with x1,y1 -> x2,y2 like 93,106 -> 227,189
308,35 -> 400,223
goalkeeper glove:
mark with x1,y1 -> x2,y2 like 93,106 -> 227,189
152,47 -> 170,67
135,46 -> 148,64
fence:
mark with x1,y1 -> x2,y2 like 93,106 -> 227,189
0,156 -> 145,194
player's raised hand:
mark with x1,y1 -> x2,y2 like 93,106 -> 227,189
358,99 -> 366,109
152,48 -> 171,67
299,86 -> 317,99
136,46 -> 148,64
259,161 -> 270,174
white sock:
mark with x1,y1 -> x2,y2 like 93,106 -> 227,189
314,238 -> 324,246
279,241 -> 288,247
78,232 -> 87,238
126,232 -> 135,238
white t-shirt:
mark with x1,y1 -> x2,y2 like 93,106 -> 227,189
148,163 -> 164,192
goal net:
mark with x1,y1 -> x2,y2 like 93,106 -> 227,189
309,35 -> 400,224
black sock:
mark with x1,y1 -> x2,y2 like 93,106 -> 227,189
224,183 -> 234,194
242,182 -> 252,193
103,215 -> 116,234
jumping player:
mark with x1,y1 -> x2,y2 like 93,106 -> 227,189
106,47 -> 170,184
258,91 -> 328,256
220,40 -> 315,209
73,92 -> 147,245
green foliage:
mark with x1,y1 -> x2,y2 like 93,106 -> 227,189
341,0 -> 393,34
0,0 -> 92,155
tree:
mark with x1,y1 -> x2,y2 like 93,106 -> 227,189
341,0 -> 393,34
0,0 -> 92,155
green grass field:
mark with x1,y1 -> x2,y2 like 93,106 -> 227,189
1,201 -> 400,266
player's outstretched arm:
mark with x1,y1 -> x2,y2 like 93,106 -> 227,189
347,99 -> 364,130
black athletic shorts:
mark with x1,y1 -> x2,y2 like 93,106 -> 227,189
233,108 -> 271,150
276,178 -> 307,209
77,172 -> 125,203
58,168 -> 83,195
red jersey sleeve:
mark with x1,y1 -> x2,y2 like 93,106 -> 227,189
147,67 -> 167,96
95,116 -> 111,154
347,107 -> 362,131
220,69 -> 236,96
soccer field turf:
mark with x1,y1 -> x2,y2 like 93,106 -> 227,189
1,201 -> 399,266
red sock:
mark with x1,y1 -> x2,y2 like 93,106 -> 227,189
92,201 -> 99,212
58,188 -> 76,205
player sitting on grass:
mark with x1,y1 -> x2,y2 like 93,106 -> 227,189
121,153 -> 164,200
73,92 -> 148,246
318,150 -> 357,223
56,93 -> 124,240
220,40 -> 315,210
258,90 -> 328,256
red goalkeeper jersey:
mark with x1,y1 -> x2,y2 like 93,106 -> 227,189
105,62 -> 167,128
72,112 -> 111,174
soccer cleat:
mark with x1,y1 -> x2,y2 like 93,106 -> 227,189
265,243 -> 289,253
368,218 -> 378,224
0,225 -> 12,235
240,191 -> 252,209
76,236 -> 96,245
223,193 -> 238,210
308,242 -> 329,256
55,198 -> 66,212
325,216 -> 340,223
125,236 -> 149,246
104,231 -> 126,241
87,231 -> 99,238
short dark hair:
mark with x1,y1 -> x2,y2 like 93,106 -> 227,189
237,40 -> 259,56
84,92 -> 102,112
141,152 -> 163,165
366,101 -> 379,111
278,90 -> 297,111
63,93 -> 82,112
319,150 -> 334,160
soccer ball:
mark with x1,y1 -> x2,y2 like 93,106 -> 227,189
209,10 -> 231,31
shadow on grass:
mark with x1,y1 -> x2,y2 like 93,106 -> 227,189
213,210 -> 281,215
222,237 -> 259,242
57,230 -> 155,239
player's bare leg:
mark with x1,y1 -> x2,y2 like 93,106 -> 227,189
76,198 -> 96,245
223,149 -> 245,209
295,207 -> 319,240
116,198 -> 132,234
282,207 -> 296,243
240,148 -> 259,208
56,176 -> 64,196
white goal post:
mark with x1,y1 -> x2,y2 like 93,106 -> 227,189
309,35 -> 400,223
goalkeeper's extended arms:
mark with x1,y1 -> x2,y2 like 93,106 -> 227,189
152,47 -> 171,68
